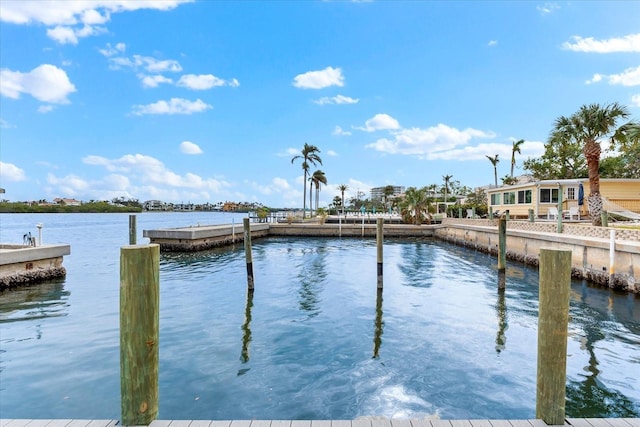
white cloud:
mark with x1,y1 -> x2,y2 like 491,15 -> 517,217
365,123 -> 496,157
38,105 -> 54,113
0,161 -> 26,181
563,34 -> 640,53
313,94 -> 359,105
176,74 -> 240,90
99,42 -> 126,57
586,66 -> 640,87
278,148 -> 301,157
631,94 -> 640,107
327,150 -> 338,157
180,141 -> 203,155
356,113 -> 401,132
0,64 -> 76,104
537,2 -> 560,15
139,74 -> 173,88
333,126 -> 352,136
131,98 -> 212,115
488,40 -> 498,47
293,66 -> 344,89
109,54 -> 182,73
426,140 -> 545,161
0,1 -> 193,44
0,118 -> 15,128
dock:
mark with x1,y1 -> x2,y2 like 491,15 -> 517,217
0,243 -> 71,289
1,418 -> 638,427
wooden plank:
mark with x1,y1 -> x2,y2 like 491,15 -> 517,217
149,421 -> 173,427
449,421 -> 473,427
290,421 -> 311,427
86,421 -> 119,427
522,420 -> 553,427
210,421 -> 232,427
488,421 -> 512,427
430,421 -> 453,427
331,420 -> 352,427
310,421 -> 331,427
410,419 -> 434,427
468,421 -> 492,427
64,421 -> 92,427
566,420 -> 594,427
251,421 -> 271,427
371,419 -> 392,427
0,421 -> 32,427
189,421 -> 213,427
620,420 -> 639,427
230,421 -> 252,427
352,419 -> 371,427
270,421 -> 292,427
390,419 -> 413,427
44,420 -> 73,427
167,421 -> 192,427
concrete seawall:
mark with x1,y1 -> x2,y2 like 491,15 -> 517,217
143,221 -> 640,293
0,244 -> 71,289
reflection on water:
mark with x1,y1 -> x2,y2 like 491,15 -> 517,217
373,289 -> 384,359
240,290 -> 254,366
296,244 -> 328,319
495,288 -> 508,354
0,280 -> 69,325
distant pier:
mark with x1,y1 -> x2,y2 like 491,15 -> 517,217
0,244 -> 71,289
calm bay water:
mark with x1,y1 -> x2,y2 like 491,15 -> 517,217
0,212 -> 638,420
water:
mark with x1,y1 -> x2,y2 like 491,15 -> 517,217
0,213 -> 638,420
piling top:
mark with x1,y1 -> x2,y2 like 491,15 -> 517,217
121,243 -> 159,251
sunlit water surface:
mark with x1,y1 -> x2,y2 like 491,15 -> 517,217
0,212 -> 638,420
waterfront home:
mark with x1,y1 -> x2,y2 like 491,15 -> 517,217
485,178 -> 640,219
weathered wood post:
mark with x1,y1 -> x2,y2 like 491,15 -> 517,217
556,190 -> 563,234
339,214 -> 342,238
241,289 -> 254,363
129,215 -> 137,245
472,207 -> 476,219
458,207 -> 462,219
376,217 -> 383,289
505,210 -> 510,221
601,210 -> 608,227
361,215 -> 365,237
528,209 -> 535,223
232,218 -> 236,243
498,217 -> 506,280
243,218 -> 254,290
609,229 -> 616,282
489,206 -> 494,220
536,248 -> 571,425
120,244 -> 160,426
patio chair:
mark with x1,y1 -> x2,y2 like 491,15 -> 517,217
547,207 -> 558,220
566,206 -> 580,220
466,209 -> 474,219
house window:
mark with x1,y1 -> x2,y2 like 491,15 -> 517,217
567,187 -> 576,200
503,192 -> 516,205
517,190 -> 532,204
540,188 -> 559,203
491,193 -> 501,205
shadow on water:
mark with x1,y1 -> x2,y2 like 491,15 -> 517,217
0,279 -> 69,325
373,289 -> 384,359
398,241 -> 435,288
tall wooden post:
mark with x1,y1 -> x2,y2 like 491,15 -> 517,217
498,217 -> 506,276
376,218 -> 383,289
528,209 -> 534,223
458,207 -> 462,219
601,210 -> 608,227
556,189 -> 563,233
536,248 -> 571,425
489,206 -> 494,220
243,218 -> 254,290
129,215 -> 137,245
120,244 -> 160,426
472,207 -> 476,219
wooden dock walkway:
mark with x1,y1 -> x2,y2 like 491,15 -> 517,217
1,419 -> 638,427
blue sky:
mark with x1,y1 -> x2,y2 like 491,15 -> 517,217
1,1 -> 638,208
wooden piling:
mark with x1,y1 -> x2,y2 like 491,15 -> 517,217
458,207 -> 462,219
536,248 -> 571,425
528,209 -> 534,223
129,215 -> 137,245
243,218 -> 254,290
498,217 -> 506,275
120,244 -> 160,426
376,217 -> 383,289
556,190 -> 563,233
241,289 -> 254,363
489,207 -> 494,220
601,210 -> 608,227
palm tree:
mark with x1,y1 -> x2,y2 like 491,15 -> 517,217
310,170 -> 327,217
510,139 -> 524,178
442,174 -> 453,216
486,154 -> 499,187
291,143 -> 322,218
551,103 -> 631,225
338,184 -> 349,214
400,187 -> 431,225
382,185 -> 395,211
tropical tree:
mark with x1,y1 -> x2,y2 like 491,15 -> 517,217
400,186 -> 431,225
382,185 -> 395,211
486,154 -> 499,187
338,184 -> 349,214
442,174 -> 453,215
310,170 -> 327,216
523,133 -> 586,180
510,139 -> 525,178
550,103 -> 632,225
291,143 -> 322,218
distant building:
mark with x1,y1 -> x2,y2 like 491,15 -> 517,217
54,198 -> 81,206
174,203 -> 195,212
370,186 -> 405,201
143,200 -> 169,211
